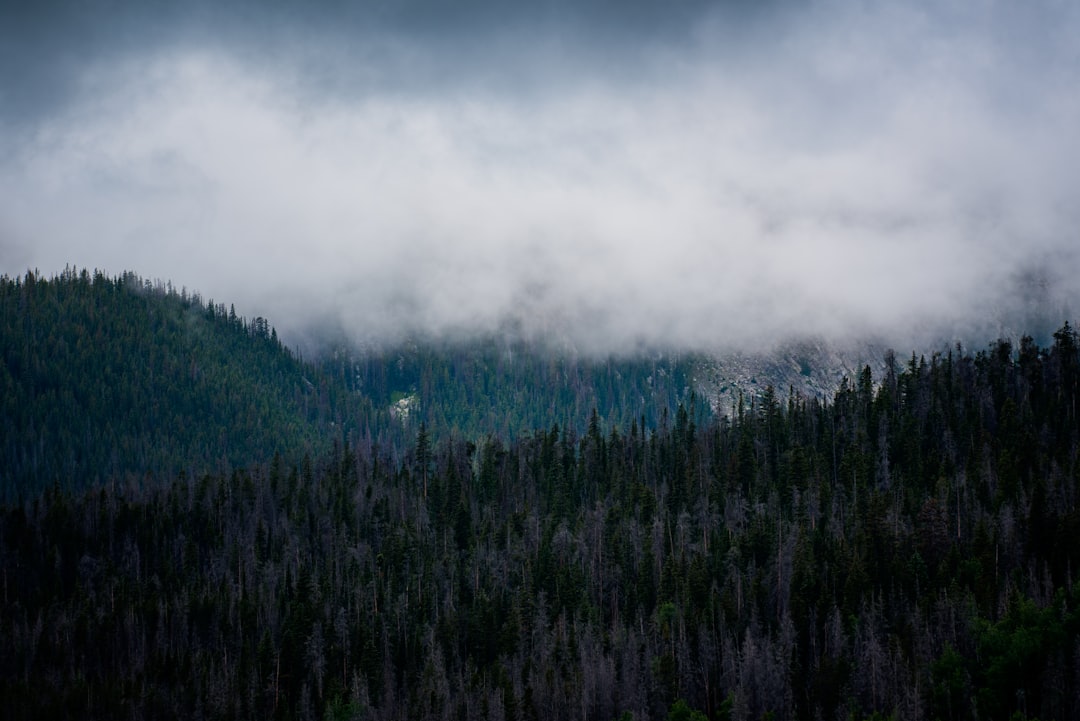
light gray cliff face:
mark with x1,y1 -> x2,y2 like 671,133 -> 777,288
689,339 -> 892,417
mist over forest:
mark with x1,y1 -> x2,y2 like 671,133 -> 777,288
3,0 -> 1079,353
3,269 -> 1080,721
3,1 -> 1080,720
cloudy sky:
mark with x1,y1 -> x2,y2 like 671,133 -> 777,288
2,0 -> 1078,352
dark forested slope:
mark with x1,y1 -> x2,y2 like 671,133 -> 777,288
0,268 -> 356,498
3,325 -> 1079,720
331,334 -> 705,441
0,269 -> 705,499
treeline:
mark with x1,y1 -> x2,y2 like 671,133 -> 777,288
0,267 -> 356,498
333,335 -> 704,442
3,327 -> 1080,720
0,269 -> 703,500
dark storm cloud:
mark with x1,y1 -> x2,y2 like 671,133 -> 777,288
2,0 -> 1078,353
0,0 -> 717,114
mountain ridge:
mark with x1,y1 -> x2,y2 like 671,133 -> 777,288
4,266 -> 1073,499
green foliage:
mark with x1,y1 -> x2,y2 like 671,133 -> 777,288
3,272 -> 1080,720
324,696 -> 366,721
339,332 -> 708,443
716,692 -> 735,721
1,269 -> 708,501
0,268 -> 363,499
667,698 -> 708,721
931,643 -> 968,721
971,582 -> 1080,719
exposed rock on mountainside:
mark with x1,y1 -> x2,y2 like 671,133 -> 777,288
691,339 -> 892,416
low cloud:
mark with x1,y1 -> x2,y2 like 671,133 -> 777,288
2,0 -> 1078,353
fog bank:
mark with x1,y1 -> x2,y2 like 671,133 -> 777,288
2,0 -> 1077,353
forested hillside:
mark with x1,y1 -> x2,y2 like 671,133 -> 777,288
0,268 -> 359,499
330,336 -> 703,441
0,270 -> 702,500
3,325 -> 1079,720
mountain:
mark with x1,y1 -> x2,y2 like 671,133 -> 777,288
688,338 -> 890,417
7,267 -> 1074,504
0,268 -> 355,498
0,269 -> 710,498
330,334 -> 707,438
3,318 -> 1079,720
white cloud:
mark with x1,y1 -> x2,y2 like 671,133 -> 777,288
2,1 -> 1078,353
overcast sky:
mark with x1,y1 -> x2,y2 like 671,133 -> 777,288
2,0 -> 1078,353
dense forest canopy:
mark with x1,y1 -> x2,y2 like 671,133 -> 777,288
0,268 -> 337,497
2,268 -> 1079,720
0,269 -> 700,500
